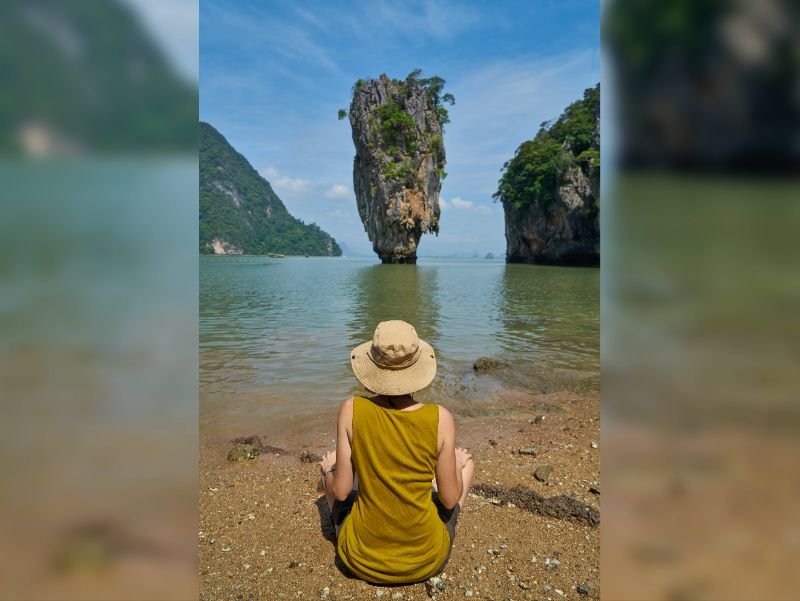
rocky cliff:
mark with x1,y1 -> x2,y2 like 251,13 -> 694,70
347,73 -> 449,263
496,85 -> 600,266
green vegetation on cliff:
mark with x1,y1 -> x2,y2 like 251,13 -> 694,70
494,84 -> 599,209
340,69 -> 454,132
200,122 -> 341,256
405,69 -> 455,126
341,70 -> 453,187
338,69 -> 456,155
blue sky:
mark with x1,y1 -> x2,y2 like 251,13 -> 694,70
124,0 -> 199,83
200,0 -> 599,256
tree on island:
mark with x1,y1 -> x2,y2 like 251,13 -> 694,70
337,69 -> 455,126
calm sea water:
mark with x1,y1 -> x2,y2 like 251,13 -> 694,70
200,256 -> 598,443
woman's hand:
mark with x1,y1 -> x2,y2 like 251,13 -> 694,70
319,450 -> 336,479
455,447 -> 472,470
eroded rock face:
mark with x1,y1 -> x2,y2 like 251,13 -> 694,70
504,114 -> 600,266
504,158 -> 599,266
349,74 -> 444,263
211,237 -> 243,256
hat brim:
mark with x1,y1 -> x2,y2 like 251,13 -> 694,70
350,339 -> 437,396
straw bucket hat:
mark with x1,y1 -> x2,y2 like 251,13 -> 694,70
350,320 -> 437,396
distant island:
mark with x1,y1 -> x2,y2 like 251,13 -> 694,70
199,122 -> 341,256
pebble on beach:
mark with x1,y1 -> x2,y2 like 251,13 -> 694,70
425,575 -> 447,597
300,450 -> 322,463
534,464 -> 554,482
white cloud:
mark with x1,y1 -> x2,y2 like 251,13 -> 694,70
263,166 -> 312,193
450,196 -> 474,209
325,184 -> 350,199
441,197 -> 493,214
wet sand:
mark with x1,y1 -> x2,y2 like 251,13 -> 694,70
199,391 -> 599,600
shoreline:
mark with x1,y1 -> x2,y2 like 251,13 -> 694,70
199,390 -> 600,600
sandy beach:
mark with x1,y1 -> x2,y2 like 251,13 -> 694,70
199,389 -> 599,600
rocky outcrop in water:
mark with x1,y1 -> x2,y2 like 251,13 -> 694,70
497,85 -> 600,266
503,151 -> 599,265
348,73 -> 448,263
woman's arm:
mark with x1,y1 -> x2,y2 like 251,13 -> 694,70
434,405 -> 462,510
331,397 -> 355,501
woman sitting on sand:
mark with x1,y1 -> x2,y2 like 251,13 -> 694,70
319,320 -> 475,584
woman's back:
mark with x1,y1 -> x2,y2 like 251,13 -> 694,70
336,395 -> 450,584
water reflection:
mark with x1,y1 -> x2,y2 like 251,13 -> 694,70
346,264 -> 440,349
498,264 -> 599,369
199,257 -> 598,439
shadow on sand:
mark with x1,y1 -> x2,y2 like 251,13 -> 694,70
314,496 -> 356,578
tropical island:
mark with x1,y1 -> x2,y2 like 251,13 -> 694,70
495,84 -> 600,266
337,72 -> 598,266
341,69 -> 453,263
199,122 -> 342,256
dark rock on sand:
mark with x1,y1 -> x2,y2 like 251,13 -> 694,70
534,464 -> 554,482
518,447 -> 537,456
229,435 -> 287,458
300,450 -> 322,463
425,575 -> 447,597
577,582 -> 591,595
471,484 -> 600,527
589,484 -> 600,495
227,443 -> 259,462
473,357 -> 507,371
534,415 -> 546,424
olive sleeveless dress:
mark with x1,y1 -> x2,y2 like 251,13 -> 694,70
336,395 -> 450,584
